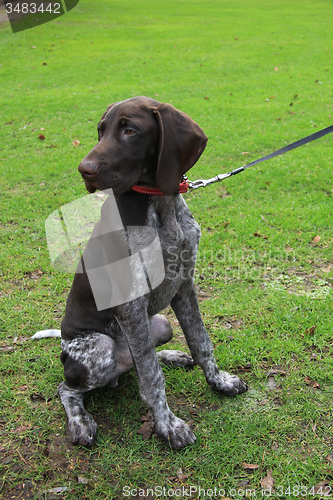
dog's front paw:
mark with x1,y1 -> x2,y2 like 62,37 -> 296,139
68,414 -> 97,447
155,413 -> 196,449
208,370 -> 248,396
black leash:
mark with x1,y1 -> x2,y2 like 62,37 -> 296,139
188,124 -> 333,190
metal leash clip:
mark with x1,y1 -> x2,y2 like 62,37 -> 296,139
186,168 -> 245,190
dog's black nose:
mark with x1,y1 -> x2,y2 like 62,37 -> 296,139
78,161 -> 99,178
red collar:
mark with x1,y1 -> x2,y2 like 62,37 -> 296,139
131,179 -> 189,195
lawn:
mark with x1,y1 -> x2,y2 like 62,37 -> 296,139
0,0 -> 333,498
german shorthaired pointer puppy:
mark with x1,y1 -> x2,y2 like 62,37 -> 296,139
53,96 -> 247,449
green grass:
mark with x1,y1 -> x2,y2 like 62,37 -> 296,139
0,0 -> 333,498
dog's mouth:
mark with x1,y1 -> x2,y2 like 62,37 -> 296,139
84,180 -> 97,193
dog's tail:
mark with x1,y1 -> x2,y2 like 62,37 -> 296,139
31,329 -> 61,340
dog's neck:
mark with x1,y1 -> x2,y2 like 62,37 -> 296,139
132,179 -> 188,195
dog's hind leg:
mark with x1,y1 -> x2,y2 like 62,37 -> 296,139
107,313 -> 192,387
58,333 -> 117,446
150,314 -> 193,369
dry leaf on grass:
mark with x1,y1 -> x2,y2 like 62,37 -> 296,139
30,393 -> 53,402
137,414 -> 154,440
254,232 -> 268,239
241,463 -> 259,472
304,376 -> 320,389
38,134 -> 45,140
177,468 -> 190,481
72,139 -> 80,146
312,235 -> 321,243
305,325 -> 316,335
260,470 -> 275,491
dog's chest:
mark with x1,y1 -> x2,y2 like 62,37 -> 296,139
145,195 -> 201,315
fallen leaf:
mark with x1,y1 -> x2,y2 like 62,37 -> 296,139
274,67 -> 279,71
204,96 -> 209,100
312,235 -> 320,243
137,415 -> 154,440
40,127 -> 45,131
236,363 -> 251,372
139,414 -> 151,422
31,46 -> 36,49
254,232 -> 268,239
260,470 -> 275,491
72,139 -> 80,146
42,62 -> 47,66
177,468 -> 189,481
304,376 -> 320,389
38,134 -> 45,140
241,151 -> 250,155
30,393 -> 52,402
305,325 -> 316,335
241,463 -> 259,471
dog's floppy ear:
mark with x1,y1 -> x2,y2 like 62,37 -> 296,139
152,104 -> 208,194
100,103 -> 116,121
98,103 -> 117,140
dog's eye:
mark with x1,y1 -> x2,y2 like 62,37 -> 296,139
97,126 -> 104,141
124,128 -> 136,136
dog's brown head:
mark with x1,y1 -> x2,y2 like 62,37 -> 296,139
78,96 -> 207,195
